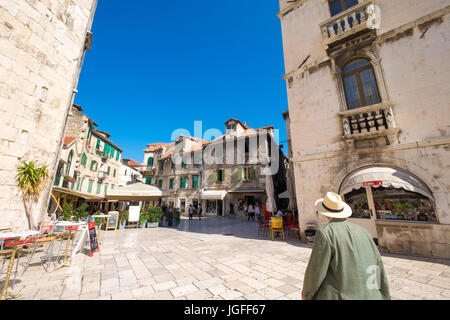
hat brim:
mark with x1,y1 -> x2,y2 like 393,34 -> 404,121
314,198 -> 353,219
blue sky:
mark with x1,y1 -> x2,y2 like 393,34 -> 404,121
75,0 -> 288,163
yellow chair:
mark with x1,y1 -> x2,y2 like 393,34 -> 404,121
270,217 -> 285,240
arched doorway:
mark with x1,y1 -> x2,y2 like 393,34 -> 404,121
339,166 -> 437,239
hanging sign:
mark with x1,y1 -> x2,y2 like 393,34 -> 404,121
363,181 -> 383,187
87,222 -> 99,257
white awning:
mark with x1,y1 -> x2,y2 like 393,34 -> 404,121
200,190 -> 227,200
340,167 -> 434,200
52,187 -> 102,200
278,190 -> 289,199
106,182 -> 169,200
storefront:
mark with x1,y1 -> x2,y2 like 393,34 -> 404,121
227,190 -> 266,217
339,167 -> 438,240
200,190 -> 227,216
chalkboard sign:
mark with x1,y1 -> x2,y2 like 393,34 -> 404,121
106,211 -> 119,231
88,222 -> 99,257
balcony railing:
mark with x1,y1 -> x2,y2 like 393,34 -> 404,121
339,103 -> 399,144
98,171 -> 105,180
139,165 -> 154,173
320,0 -> 373,47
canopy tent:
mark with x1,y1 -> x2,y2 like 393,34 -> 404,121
265,167 -> 277,214
200,190 -> 227,200
106,182 -> 169,201
339,167 -> 434,200
52,186 -> 102,201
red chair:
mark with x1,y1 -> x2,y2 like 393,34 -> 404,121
258,216 -> 270,237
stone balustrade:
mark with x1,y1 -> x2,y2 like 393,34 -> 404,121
320,0 -> 373,46
339,103 -> 399,143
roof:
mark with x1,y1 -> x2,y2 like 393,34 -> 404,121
72,104 -> 83,111
88,119 -> 123,152
63,136 -> 76,147
144,143 -> 169,152
224,118 -> 249,129
122,159 -> 141,167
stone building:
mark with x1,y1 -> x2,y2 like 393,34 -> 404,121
119,159 -> 142,186
139,119 -> 287,217
278,0 -> 450,257
50,104 -> 122,214
0,0 -> 98,229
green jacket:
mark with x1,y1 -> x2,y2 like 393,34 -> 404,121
302,219 -> 390,300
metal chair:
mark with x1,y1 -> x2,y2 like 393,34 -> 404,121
270,217 -> 285,240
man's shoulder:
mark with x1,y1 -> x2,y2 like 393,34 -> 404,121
321,220 -> 371,237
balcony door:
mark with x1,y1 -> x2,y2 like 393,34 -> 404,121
328,0 -> 358,16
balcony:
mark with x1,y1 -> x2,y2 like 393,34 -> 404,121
339,103 -> 400,145
98,171 -> 105,181
139,165 -> 155,173
319,0 -> 373,48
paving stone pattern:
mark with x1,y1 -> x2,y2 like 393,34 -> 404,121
7,217 -> 450,300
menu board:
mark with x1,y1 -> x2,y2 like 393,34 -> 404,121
88,222 -> 99,257
106,212 -> 119,231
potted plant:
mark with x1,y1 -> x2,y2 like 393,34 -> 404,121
63,175 -> 76,183
148,206 -> 162,228
172,208 -> 181,227
16,161 -> 49,230
119,209 -> 128,229
139,206 -> 149,228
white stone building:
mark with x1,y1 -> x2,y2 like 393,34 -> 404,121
119,159 -> 142,186
278,0 -> 450,258
0,0 -> 98,229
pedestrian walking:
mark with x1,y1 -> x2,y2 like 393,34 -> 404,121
188,204 -> 194,221
198,203 -> 202,221
254,203 -> 263,224
248,203 -> 255,221
302,192 -> 390,300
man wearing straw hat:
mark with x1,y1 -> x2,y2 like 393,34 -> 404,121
302,192 -> 390,300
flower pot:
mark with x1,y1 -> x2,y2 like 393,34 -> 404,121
119,221 -> 126,230
148,222 -> 159,228
139,223 -> 146,228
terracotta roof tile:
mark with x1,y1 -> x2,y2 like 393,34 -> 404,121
63,136 -> 76,147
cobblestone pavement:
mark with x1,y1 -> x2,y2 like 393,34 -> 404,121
6,217 -> 450,300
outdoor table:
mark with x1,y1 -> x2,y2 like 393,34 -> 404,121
52,221 -> 85,270
0,230 -> 39,300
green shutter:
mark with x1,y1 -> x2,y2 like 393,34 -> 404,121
113,169 -> 116,177
88,181 -> 93,193
104,184 -> 108,194
250,166 -> 255,179
110,148 -> 115,159
145,177 -> 151,185
212,170 -> 217,182
169,178 -> 174,189
238,167 -> 243,180
158,180 -> 163,188
147,157 -> 154,166
116,151 -> 120,161
96,183 -> 101,194
221,170 -> 225,181
96,138 -> 101,150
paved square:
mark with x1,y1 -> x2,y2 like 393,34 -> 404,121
8,217 -> 450,300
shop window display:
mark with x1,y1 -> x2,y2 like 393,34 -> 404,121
207,200 -> 217,213
372,187 -> 437,222
344,188 -> 370,219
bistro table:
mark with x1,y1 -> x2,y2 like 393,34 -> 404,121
52,221 -> 85,270
0,230 -> 39,300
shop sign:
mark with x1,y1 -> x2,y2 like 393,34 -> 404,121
363,181 -> 383,187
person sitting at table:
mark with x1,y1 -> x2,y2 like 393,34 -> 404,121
276,209 -> 284,217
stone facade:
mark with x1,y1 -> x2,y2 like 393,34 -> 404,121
50,104 -> 122,214
278,0 -> 450,258
0,0 -> 97,229
140,119 -> 287,217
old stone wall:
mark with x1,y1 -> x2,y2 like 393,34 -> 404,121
0,0 -> 97,230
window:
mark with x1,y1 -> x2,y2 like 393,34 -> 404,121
192,176 -> 199,189
328,0 -> 358,16
113,169 -> 116,177
96,182 -> 101,194
238,166 -> 255,181
54,163 -> 63,186
181,160 -> 187,168
106,166 -> 111,175
169,178 -> 174,189
90,160 -> 98,171
213,170 -> 225,183
104,184 -> 108,194
171,161 -> 175,169
159,161 -> 164,172
66,151 -> 73,175
158,179 -> 163,188
180,176 -> 187,189
95,138 -> 101,150
88,180 -> 94,193
145,177 -> 152,185
147,157 -> 154,166
343,58 -> 381,110
81,153 -> 88,168
116,151 -> 120,161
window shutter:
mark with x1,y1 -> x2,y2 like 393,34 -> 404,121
221,170 -> 225,181
88,181 -> 93,193
212,170 -> 217,182
250,166 -> 255,179
148,157 -> 154,166
238,167 -> 242,180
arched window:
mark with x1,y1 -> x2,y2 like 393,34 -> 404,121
66,151 -> 73,175
342,58 -> 381,110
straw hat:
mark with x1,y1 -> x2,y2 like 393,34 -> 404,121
314,192 -> 352,218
